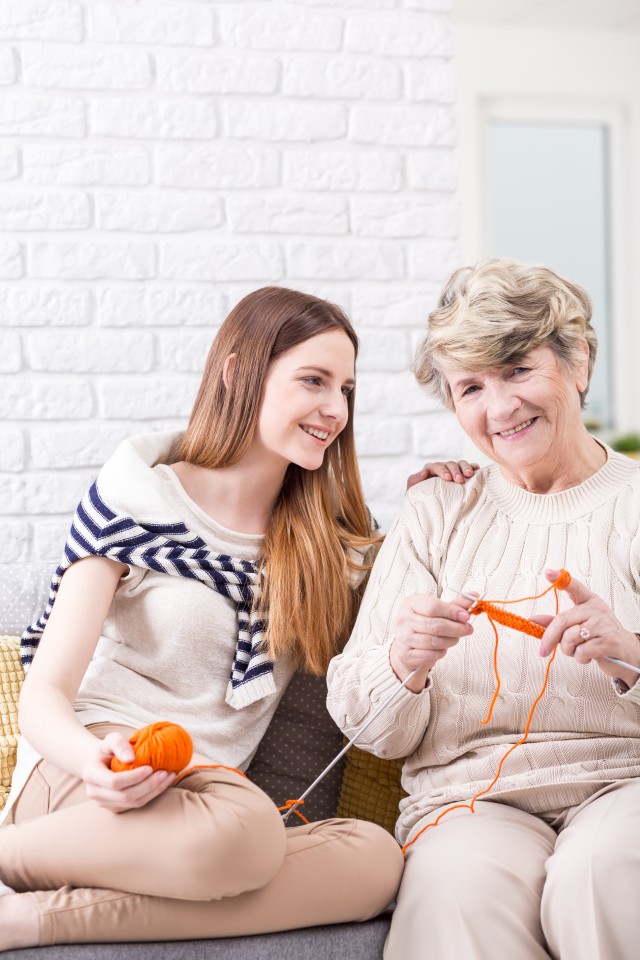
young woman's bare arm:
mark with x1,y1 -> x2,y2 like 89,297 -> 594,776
18,556 -> 177,812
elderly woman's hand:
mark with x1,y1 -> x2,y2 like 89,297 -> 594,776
406,459 -> 479,490
535,569 -> 640,690
390,593 -> 475,692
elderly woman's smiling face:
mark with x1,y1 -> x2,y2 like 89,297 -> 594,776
443,344 -> 592,491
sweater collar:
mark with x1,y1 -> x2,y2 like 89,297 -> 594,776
484,443 -> 639,524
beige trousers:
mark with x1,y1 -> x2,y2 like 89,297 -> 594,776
385,779 -> 640,960
0,724 -> 404,946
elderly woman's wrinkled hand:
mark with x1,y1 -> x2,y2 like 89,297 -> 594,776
406,459 -> 479,490
534,570 -> 640,689
390,593 -> 475,692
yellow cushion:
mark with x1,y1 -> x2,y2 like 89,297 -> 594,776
0,636 -> 23,813
336,745 -> 407,836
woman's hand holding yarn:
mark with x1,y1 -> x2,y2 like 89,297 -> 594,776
390,593 -> 475,692
81,731 -> 177,814
534,570 -> 640,689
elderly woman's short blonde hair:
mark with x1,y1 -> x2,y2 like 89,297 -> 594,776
414,258 -> 598,410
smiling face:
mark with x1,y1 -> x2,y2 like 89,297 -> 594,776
443,344 -> 591,487
252,328 -> 355,473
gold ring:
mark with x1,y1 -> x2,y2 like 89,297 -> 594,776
579,626 -> 591,641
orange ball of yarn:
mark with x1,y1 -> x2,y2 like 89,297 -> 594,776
110,721 -> 193,774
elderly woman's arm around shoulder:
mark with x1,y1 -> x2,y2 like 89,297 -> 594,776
326,492 -> 474,760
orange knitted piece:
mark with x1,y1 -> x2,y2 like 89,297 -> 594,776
110,721 -> 193,774
401,570 -> 571,855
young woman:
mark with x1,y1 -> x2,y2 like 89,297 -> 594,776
0,287 -> 413,949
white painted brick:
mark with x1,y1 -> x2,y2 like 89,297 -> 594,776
23,144 -> 151,186
227,195 -> 348,235
283,56 -> 401,100
30,240 -> 155,280
22,45 -> 151,91
412,410 -> 466,458
406,59 -> 456,103
405,0 -> 452,10
147,286 -> 226,327
98,285 -> 226,328
96,192 -> 223,233
407,148 -> 458,191
0,470 -> 95,515
355,417 -> 410,457
156,50 -> 278,94
156,331 -> 214,372
30,424 -> 133,469
219,7 -> 342,52
0,145 -> 19,181
287,241 -> 403,281
25,331 -> 154,373
408,239 -> 461,282
352,284 -> 440,328
0,429 -> 24,471
0,47 -> 16,84
345,12 -> 452,57
225,101 -> 346,143
0,96 -> 84,137
295,0 -> 395,7
91,98 -> 217,140
34,520 -> 72,562
5,286 -> 92,327
0,241 -> 22,278
356,371 -> 440,415
97,376 -> 199,419
0,2 -> 83,42
0,331 -> 20,372
359,455 -> 426,507
351,196 -> 459,238
283,149 -> 403,192
357,329 -> 411,372
159,242 -> 283,282
0,521 -> 29,562
157,145 -> 279,190
350,103 -> 456,147
0,379 -> 93,419
0,190 -> 90,231
89,2 -> 214,47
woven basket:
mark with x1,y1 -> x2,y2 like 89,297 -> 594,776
0,636 -> 23,812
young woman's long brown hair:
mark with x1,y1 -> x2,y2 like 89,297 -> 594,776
177,286 -> 380,674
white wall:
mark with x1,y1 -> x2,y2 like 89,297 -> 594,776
453,21 -> 640,438
0,0 -> 465,576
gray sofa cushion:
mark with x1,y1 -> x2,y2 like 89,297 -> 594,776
1,913 -> 392,959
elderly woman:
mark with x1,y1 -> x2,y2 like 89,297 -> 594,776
327,259 -> 640,960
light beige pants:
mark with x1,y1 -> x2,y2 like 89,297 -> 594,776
0,724 -> 404,946
385,779 -> 640,960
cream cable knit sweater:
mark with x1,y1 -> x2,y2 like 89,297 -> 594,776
327,446 -> 640,844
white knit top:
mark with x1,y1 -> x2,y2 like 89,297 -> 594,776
327,446 -> 640,844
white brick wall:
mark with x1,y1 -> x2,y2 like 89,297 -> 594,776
1,0 -> 465,575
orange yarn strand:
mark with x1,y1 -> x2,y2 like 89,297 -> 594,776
278,799 -> 310,825
401,570 -> 571,855
109,721 -> 248,785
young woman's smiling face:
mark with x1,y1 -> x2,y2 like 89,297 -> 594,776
253,328 -> 355,472
443,345 -> 589,488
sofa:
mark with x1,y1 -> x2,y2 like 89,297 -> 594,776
0,564 -> 405,960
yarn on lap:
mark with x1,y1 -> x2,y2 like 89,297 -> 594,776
110,721 -> 193,774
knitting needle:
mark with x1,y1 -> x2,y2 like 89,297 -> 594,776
280,666 -> 422,823
456,591 -> 640,677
